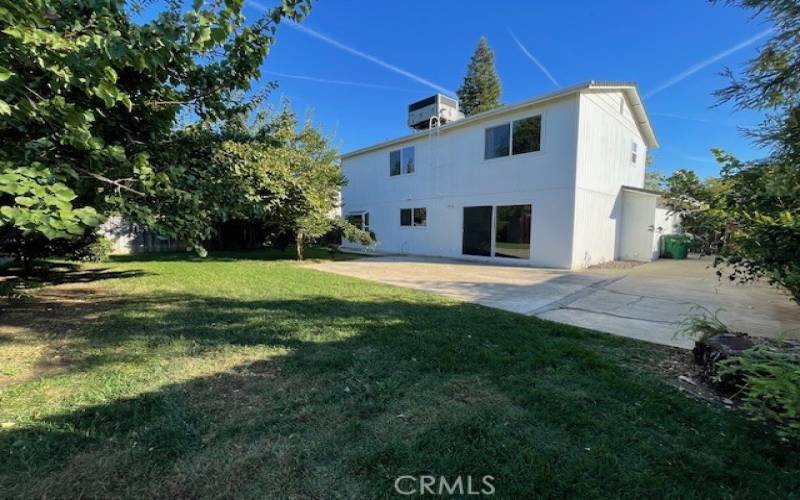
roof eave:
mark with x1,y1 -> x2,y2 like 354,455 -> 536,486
341,80 -> 658,159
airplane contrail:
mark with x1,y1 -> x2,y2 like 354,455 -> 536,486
509,29 -> 560,89
264,71 -> 424,93
645,27 -> 773,99
245,1 -> 454,96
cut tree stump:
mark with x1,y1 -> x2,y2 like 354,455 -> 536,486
693,333 -> 754,393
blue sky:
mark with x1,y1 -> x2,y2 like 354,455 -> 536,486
241,0 -> 773,179
140,1 -> 773,179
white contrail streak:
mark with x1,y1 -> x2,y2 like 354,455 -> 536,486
509,30 -> 560,88
645,28 -> 773,99
285,21 -> 454,96
650,112 -> 716,124
245,1 -> 454,96
263,71 -> 423,92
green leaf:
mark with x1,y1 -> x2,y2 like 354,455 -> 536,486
50,183 -> 78,202
2,26 -> 21,38
0,99 -> 10,115
14,196 -> 36,207
0,66 -> 12,81
64,222 -> 85,235
74,207 -> 103,226
0,205 -> 15,219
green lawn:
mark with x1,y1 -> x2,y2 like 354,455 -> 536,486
0,250 -> 797,498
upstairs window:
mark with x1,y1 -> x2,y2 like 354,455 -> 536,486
390,146 -> 415,176
484,124 -> 510,159
631,141 -> 638,164
484,115 -> 542,160
390,150 -> 401,176
401,207 -> 426,227
513,116 -> 542,155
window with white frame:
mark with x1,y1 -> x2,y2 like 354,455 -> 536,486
346,212 -> 369,231
389,146 -> 415,176
631,141 -> 638,164
400,207 -> 426,227
484,115 -> 542,160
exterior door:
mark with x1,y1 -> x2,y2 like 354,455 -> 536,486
495,204 -> 532,259
462,206 -> 493,256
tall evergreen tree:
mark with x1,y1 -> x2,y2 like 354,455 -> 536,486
457,37 -> 502,116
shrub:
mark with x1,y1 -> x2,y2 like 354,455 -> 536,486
0,280 -> 23,299
68,236 -> 113,262
719,343 -> 800,440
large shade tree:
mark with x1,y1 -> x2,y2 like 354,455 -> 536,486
0,0 -> 312,259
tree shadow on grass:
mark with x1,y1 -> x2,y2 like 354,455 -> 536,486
1,292 -> 798,498
109,247 -> 362,264
0,263 -> 151,295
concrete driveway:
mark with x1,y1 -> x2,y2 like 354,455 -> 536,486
308,255 -> 800,349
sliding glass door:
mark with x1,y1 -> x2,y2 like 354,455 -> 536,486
462,206 -> 493,256
462,204 -> 532,260
495,204 -> 532,259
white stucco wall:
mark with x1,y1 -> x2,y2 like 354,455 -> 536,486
341,95 -> 580,268
572,90 -> 648,267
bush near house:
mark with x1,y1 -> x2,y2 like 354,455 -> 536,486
719,343 -> 800,440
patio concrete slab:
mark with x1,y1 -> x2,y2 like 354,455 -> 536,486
308,255 -> 800,349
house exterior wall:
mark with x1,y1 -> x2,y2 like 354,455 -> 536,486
341,95 -> 580,268
572,90 -> 648,267
619,190 -> 658,261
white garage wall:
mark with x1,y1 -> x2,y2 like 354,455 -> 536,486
620,190 -> 658,261
341,95 -> 580,268
572,90 -> 648,268
652,205 -> 681,255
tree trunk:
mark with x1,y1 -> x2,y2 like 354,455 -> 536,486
20,255 -> 32,276
294,233 -> 304,260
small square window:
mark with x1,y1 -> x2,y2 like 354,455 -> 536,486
413,207 -> 426,227
390,150 -> 401,176
400,208 -> 412,226
512,115 -> 541,155
484,123 -> 510,159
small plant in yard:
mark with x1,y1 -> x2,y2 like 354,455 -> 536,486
719,343 -> 800,440
675,306 -> 728,343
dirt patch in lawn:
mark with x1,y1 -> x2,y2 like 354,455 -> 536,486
0,283 -> 121,386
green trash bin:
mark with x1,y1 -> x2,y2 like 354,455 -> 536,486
661,234 -> 690,259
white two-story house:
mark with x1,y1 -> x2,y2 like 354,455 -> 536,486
340,81 -> 676,270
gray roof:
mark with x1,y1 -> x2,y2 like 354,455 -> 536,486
341,80 -> 658,160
